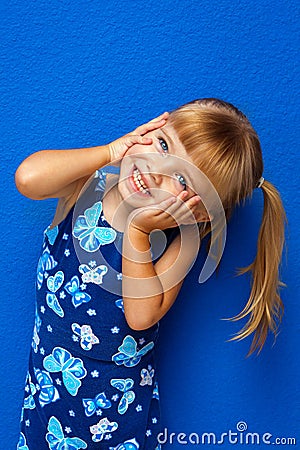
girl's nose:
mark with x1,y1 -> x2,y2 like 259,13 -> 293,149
151,171 -> 163,185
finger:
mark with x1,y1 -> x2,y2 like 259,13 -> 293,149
170,208 -> 197,226
167,201 -> 193,219
185,195 -> 202,208
148,112 -> 169,123
134,120 -> 166,136
164,196 -> 198,220
154,195 -> 177,211
180,200 -> 210,224
176,190 -> 189,201
125,135 -> 153,147
150,194 -> 198,220
176,191 -> 201,204
172,194 -> 202,221
163,207 -> 196,228
134,113 -> 169,135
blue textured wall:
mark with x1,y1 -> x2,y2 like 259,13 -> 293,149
1,0 -> 299,448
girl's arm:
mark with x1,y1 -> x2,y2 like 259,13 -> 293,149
15,145 -> 111,200
122,228 -> 189,330
15,113 -> 169,201
122,195 -> 202,330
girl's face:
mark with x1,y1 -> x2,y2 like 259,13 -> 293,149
118,124 -> 198,208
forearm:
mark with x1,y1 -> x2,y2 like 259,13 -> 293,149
122,221 -> 200,330
15,145 -> 111,199
122,224 -> 164,330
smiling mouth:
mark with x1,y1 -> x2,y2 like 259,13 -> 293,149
131,166 -> 151,195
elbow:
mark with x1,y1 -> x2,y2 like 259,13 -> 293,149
15,164 -> 31,194
122,292 -> 163,331
125,314 -> 158,331
15,164 -> 44,199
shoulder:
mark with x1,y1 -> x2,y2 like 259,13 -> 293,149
50,174 -> 93,228
59,167 -> 117,218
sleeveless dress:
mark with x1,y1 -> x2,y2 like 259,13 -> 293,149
17,166 -> 179,450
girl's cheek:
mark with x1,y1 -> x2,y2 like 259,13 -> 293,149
160,183 -> 180,198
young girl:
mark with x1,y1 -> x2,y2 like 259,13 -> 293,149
15,98 -> 287,450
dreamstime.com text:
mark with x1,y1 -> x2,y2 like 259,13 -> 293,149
157,421 -> 296,446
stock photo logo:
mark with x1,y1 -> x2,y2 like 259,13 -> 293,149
157,421 -> 297,446
71,153 -> 227,298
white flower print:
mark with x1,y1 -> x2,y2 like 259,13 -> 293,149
111,326 -> 120,334
104,433 -> 112,440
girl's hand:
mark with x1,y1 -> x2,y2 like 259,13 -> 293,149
108,112 -> 169,163
126,191 -> 203,235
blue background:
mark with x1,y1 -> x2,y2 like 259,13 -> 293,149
1,0 -> 299,448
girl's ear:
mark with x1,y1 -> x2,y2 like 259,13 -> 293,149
196,209 -> 212,223
194,201 -> 212,223
200,213 -> 212,223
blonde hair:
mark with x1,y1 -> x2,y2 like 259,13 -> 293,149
169,98 -> 287,356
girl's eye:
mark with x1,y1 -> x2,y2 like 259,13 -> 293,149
158,138 -> 168,154
175,173 -> 187,190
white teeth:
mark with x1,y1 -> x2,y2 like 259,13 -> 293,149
133,168 -> 150,194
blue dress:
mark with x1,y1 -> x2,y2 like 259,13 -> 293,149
18,167 -> 178,450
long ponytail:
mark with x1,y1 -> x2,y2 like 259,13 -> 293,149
169,98 -> 288,355
228,180 -> 287,355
